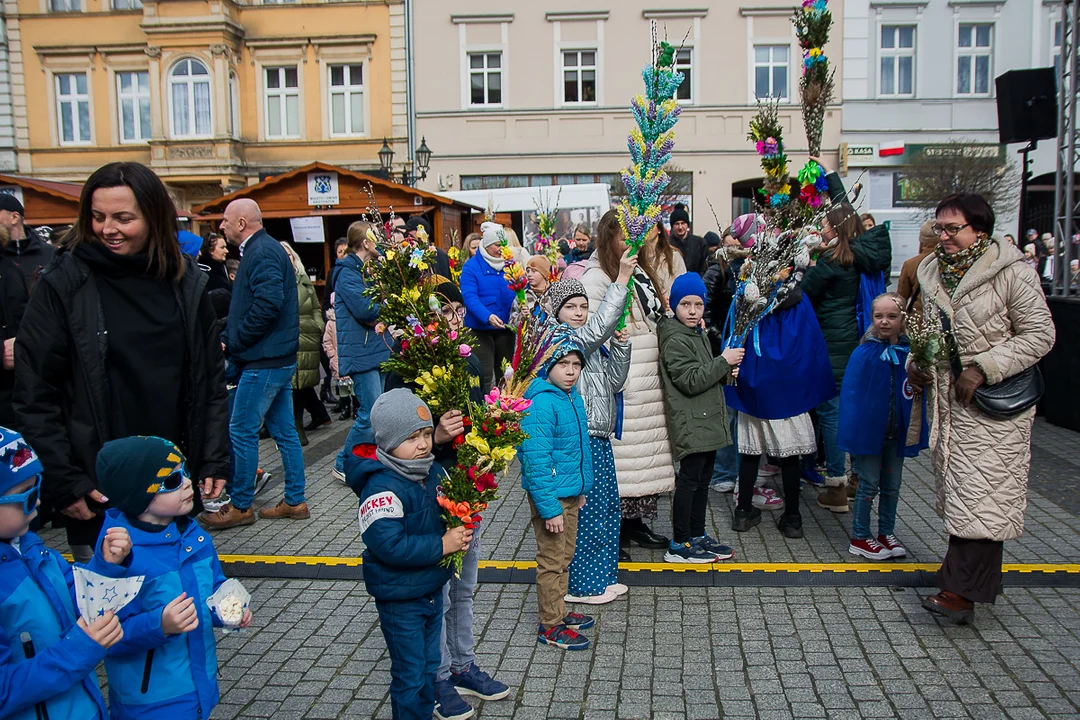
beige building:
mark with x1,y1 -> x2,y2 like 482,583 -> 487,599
2,0 -> 407,210
413,1 -> 844,230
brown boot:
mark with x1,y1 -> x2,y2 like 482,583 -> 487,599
198,504 -> 256,530
921,591 -> 974,624
817,477 -> 849,513
258,500 -> 310,520
847,473 -> 859,499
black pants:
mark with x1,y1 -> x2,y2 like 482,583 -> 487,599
293,387 -> 331,425
938,535 -> 1004,604
472,329 -> 516,389
737,454 -> 801,517
672,450 -> 716,543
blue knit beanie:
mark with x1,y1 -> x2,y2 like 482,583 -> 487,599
669,272 -> 708,310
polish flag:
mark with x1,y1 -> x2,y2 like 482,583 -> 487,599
879,142 -> 905,157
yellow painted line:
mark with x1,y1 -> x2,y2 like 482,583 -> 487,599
1003,563 -> 1080,573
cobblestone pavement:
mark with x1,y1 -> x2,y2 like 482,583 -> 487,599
52,415 -> 1080,718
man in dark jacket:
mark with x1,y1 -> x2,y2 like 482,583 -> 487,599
0,193 -> 55,290
669,205 -> 708,276
202,198 -> 306,529
0,226 -> 28,427
405,216 -> 453,281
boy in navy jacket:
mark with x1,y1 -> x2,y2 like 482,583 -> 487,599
95,435 -> 252,719
519,331 -> 595,651
345,388 -> 473,720
0,426 -> 133,720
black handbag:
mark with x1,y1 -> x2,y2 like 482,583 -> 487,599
939,310 -> 1044,419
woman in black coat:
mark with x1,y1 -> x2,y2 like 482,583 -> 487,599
14,162 -> 229,561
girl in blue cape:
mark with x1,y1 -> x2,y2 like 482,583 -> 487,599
837,293 -> 929,561
725,286 -> 837,539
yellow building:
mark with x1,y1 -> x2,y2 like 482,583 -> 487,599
3,0 -> 406,210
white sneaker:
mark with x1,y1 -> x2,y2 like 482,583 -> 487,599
758,463 -> 780,479
710,480 -> 736,493
564,589 -> 619,605
331,468 -> 346,483
606,583 -> 629,596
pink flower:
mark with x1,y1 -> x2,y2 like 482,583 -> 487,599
459,344 -> 472,357
484,387 -> 501,405
431,337 -> 439,345
449,330 -> 459,341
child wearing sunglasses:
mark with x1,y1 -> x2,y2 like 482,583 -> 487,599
0,426 -> 134,719
93,435 -> 253,719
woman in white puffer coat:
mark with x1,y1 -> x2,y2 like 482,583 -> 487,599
580,210 -> 675,554
910,193 -> 1055,625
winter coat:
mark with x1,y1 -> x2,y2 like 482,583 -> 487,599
897,222 -> 939,318
345,450 -> 452,602
571,283 -> 631,438
520,378 -> 594,520
916,238 -> 1055,541
198,259 -> 232,295
0,255 -> 28,427
657,316 -> 734,461
96,510 -> 225,719
322,307 -> 339,379
292,269 -> 325,390
2,231 -> 55,290
334,254 -> 390,376
801,224 -> 893,386
459,252 -> 515,332
703,254 -> 735,355
647,247 -> 687,301
567,246 -> 593,264
0,532 -> 122,720
670,233 -> 708,276
14,250 -> 230,513
225,230 -> 300,368
580,256 -> 674,497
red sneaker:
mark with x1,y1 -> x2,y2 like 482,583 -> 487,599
877,534 -> 907,558
848,537 -> 891,560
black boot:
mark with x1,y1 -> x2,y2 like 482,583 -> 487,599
618,547 -> 631,562
296,419 -> 309,447
776,513 -> 803,539
732,507 -> 762,532
621,518 -> 669,549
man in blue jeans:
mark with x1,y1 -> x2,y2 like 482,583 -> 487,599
331,220 -> 390,480
201,198 -> 308,529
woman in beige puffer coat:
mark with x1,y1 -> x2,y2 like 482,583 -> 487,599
911,194 -> 1054,624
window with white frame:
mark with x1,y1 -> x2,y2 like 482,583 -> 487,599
674,47 -> 692,102
957,23 -> 993,95
468,52 -> 502,106
264,66 -> 300,139
55,73 -> 91,145
112,0 -> 142,9
562,50 -> 597,104
753,45 -> 789,100
328,64 -> 365,136
116,71 -> 151,143
879,25 -> 915,97
49,0 -> 80,11
169,58 -> 212,138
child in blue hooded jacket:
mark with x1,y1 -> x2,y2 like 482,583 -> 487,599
95,435 -> 252,720
837,293 -> 929,561
345,388 -> 473,720
0,426 -> 133,720
519,330 -> 595,651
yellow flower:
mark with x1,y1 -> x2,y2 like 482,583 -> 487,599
491,446 -> 517,464
432,366 -> 445,378
465,432 -> 491,456
386,250 -> 396,261
408,288 -> 421,302
417,261 -> 429,271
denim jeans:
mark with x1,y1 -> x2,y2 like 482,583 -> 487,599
335,370 -> 385,472
438,524 -> 480,681
229,364 -> 306,511
710,412 -> 740,485
376,592 -> 443,720
815,396 -> 847,477
851,439 -> 906,539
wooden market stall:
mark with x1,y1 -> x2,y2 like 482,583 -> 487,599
191,162 -> 478,296
0,174 -> 83,227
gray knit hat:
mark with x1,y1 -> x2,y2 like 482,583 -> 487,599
545,279 -> 588,317
370,388 -> 434,451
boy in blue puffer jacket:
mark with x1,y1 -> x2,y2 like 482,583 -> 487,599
95,435 -> 252,720
345,388 -> 473,720
519,331 -> 595,651
0,426 -> 133,720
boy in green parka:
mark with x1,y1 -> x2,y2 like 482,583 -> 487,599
658,273 -> 744,564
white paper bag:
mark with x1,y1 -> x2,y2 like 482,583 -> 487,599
73,567 -> 145,624
206,578 -> 250,632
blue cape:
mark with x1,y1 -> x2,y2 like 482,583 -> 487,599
724,294 -> 837,420
837,338 -> 929,457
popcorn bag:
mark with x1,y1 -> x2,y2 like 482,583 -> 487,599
206,578 -> 250,633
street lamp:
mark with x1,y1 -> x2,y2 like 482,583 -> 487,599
378,138 -> 394,176
376,137 -> 434,186
414,136 -> 432,181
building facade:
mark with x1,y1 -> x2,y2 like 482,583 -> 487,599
2,0 -> 406,210
0,15 -> 16,172
412,1 -> 845,231
840,0 -> 1062,269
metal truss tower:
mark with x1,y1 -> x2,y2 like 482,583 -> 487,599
1054,0 -> 1080,295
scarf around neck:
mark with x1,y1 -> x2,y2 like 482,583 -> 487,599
481,246 -> 504,270
376,447 -> 434,483
936,235 -> 991,295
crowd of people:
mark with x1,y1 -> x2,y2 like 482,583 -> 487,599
0,157 -> 1058,720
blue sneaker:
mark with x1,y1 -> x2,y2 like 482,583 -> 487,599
434,679 -> 474,720
692,535 -> 735,560
538,623 -> 590,650
562,611 -> 594,630
664,540 -> 718,563
451,664 -> 511,701
801,463 -> 826,488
